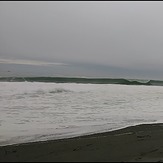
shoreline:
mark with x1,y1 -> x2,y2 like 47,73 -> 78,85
0,121 -> 158,147
1,123 -> 163,162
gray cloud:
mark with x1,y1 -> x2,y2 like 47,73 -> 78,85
1,2 -> 163,79
0,58 -> 68,66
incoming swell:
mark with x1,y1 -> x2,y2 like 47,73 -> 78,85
0,77 -> 157,86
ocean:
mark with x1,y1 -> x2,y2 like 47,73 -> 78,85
1,77 -> 163,146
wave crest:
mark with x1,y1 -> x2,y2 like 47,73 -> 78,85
49,88 -> 71,94
0,77 -> 162,86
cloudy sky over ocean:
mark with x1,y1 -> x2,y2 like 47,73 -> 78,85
1,1 -> 163,79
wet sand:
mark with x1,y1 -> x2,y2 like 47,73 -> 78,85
1,123 -> 163,162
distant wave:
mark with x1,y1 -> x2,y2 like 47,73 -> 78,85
0,77 -> 162,86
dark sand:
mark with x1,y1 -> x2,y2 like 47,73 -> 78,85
1,123 -> 163,162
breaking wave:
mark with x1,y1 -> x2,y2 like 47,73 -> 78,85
49,88 -> 72,94
0,77 -> 162,86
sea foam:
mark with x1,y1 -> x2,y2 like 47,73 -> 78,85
0,82 -> 163,146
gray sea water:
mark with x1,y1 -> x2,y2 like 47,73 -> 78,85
1,82 -> 163,146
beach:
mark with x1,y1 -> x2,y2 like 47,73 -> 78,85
2,1 -> 163,162
1,123 -> 163,162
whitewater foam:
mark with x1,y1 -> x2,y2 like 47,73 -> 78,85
1,82 -> 163,146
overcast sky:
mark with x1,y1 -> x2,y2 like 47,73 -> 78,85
1,1 -> 163,79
